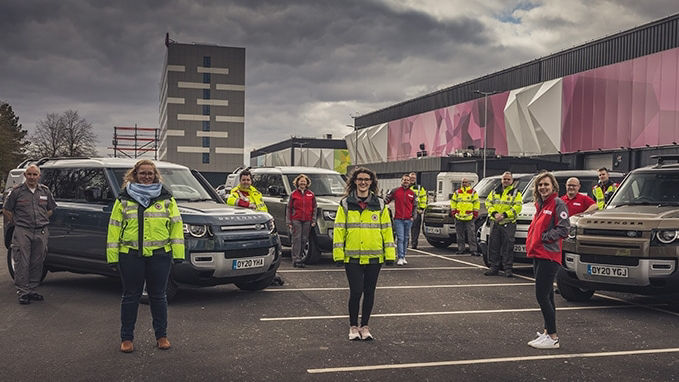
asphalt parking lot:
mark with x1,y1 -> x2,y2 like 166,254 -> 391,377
3,236 -> 679,382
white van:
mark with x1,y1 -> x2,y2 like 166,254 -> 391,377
436,172 -> 479,202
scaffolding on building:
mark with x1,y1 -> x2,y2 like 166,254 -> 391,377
109,125 -> 159,159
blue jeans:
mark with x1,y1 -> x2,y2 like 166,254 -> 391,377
118,251 -> 172,341
393,219 -> 413,259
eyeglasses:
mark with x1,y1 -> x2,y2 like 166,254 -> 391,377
356,177 -> 372,182
566,184 -> 578,187
137,172 -> 155,176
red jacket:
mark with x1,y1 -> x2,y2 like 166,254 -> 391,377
385,186 -> 416,220
526,193 -> 570,264
286,188 -> 317,223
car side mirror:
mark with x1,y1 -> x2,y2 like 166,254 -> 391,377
84,186 -> 102,202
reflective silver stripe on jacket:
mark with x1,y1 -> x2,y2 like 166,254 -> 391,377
106,242 -> 119,248
345,223 -> 383,229
333,242 -> 344,248
109,220 -> 121,227
384,242 -> 396,248
122,241 -> 139,247
344,250 -> 385,256
170,216 -> 181,223
145,239 -> 170,247
170,239 -> 184,245
144,212 -> 170,218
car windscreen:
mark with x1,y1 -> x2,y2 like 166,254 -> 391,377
608,172 -> 679,207
522,175 -> 623,203
112,167 -> 213,201
473,178 -> 500,198
285,173 -> 346,196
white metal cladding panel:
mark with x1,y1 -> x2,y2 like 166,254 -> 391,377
348,123 -> 388,165
167,97 -> 185,104
215,116 -> 244,123
166,130 -> 185,136
167,65 -> 185,72
177,146 -> 210,153
216,84 -> 245,91
178,81 -> 210,89
197,131 -> 229,138
178,114 -> 210,121
197,99 -> 229,106
197,66 -> 229,75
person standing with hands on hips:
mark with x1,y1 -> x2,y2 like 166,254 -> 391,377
526,172 -> 570,349
408,172 -> 427,249
286,174 -> 317,268
385,174 -> 416,266
226,169 -> 268,212
106,160 -> 185,353
333,167 -> 396,341
450,178 -> 480,256
3,164 -> 57,305
484,171 -> 523,277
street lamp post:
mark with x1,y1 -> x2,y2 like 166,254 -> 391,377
473,90 -> 497,178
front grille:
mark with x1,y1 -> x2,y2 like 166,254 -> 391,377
427,223 -> 444,228
579,254 -> 640,266
583,229 -> 644,238
516,219 -> 532,225
515,237 -> 526,245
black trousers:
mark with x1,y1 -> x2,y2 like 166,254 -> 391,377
345,262 -> 382,327
411,210 -> 422,248
533,258 -> 560,334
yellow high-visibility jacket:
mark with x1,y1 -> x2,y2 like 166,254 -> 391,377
333,192 -> 396,264
450,186 -> 480,221
485,184 -> 522,224
106,188 -> 185,264
410,185 -> 428,209
593,182 -> 618,210
226,185 -> 268,212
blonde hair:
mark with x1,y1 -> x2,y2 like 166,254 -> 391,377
532,171 -> 559,202
293,174 -> 311,188
122,159 -> 162,187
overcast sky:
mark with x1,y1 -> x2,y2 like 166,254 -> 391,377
2,0 -> 679,163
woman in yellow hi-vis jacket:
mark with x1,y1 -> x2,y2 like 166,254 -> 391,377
333,167 -> 396,341
106,160 -> 184,353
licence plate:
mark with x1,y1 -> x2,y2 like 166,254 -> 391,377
587,264 -> 628,278
425,226 -> 441,234
232,257 -> 265,270
513,244 -> 526,253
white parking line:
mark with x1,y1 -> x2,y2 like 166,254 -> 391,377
306,347 -> 679,374
263,282 -> 533,292
260,304 -> 654,321
277,266 -> 479,273
412,248 -> 679,318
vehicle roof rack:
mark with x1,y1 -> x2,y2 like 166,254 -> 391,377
650,154 -> 679,167
34,157 -> 92,166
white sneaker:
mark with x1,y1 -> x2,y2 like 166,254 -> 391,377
402,258 -> 408,264
359,326 -> 373,340
527,332 -> 548,346
396,258 -> 405,266
530,335 -> 560,349
348,326 -> 361,341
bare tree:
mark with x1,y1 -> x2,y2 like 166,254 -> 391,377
28,110 -> 97,158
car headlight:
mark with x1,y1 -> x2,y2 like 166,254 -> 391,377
568,225 -> 577,240
183,223 -> 208,238
655,230 -> 679,244
322,210 -> 337,220
265,218 -> 276,234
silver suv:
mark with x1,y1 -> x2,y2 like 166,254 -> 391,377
226,166 -> 345,264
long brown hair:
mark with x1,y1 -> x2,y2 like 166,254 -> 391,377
532,171 -> 559,202
122,160 -> 162,187
344,167 -> 378,196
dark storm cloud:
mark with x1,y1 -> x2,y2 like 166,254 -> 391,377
2,0 -> 679,158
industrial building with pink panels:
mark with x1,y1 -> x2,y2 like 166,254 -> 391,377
348,14 -> 679,185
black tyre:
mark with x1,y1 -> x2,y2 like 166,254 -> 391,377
302,232 -> 322,265
556,268 -> 594,302
425,237 -> 454,249
6,250 -> 48,282
235,273 -> 276,291
140,274 -> 179,304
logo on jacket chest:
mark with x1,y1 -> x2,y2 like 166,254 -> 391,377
155,203 -> 162,210
371,213 -> 379,222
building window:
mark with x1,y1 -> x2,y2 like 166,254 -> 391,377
202,137 -> 210,147
202,105 -> 210,115
203,73 -> 211,83
202,121 -> 210,131
202,153 -> 210,164
203,89 -> 210,99
203,56 -> 211,67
